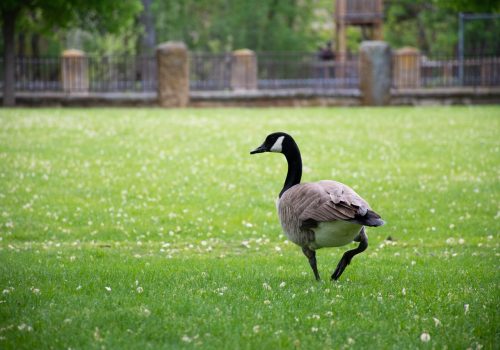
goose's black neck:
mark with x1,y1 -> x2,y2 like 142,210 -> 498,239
279,140 -> 302,198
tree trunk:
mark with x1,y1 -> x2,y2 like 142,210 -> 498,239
139,0 -> 156,54
416,16 -> 429,54
18,33 -> 25,57
2,10 -> 17,106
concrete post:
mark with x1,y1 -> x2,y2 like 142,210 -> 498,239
359,41 -> 392,106
231,49 -> 257,90
156,41 -> 189,107
393,47 -> 421,88
61,49 -> 88,94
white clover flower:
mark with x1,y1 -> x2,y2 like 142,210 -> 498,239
105,286 -> 111,292
182,335 -> 192,343
279,282 -> 286,288
420,332 -> 431,342
141,307 -> 151,317
446,237 -> 455,245
253,325 -> 260,333
18,323 -> 33,332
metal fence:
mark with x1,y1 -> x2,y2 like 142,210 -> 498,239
190,52 -> 232,90
190,52 -> 360,90
1,52 -> 499,94
88,56 -> 157,92
0,56 -> 157,92
258,52 -> 359,89
13,56 -> 61,91
393,52 -> 500,89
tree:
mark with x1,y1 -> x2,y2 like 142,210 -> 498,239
152,0 -> 326,52
0,0 -> 142,106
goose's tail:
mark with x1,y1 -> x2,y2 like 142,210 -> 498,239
351,210 -> 385,227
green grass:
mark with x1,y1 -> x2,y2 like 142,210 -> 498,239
0,107 -> 499,349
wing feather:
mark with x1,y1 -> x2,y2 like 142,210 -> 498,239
281,180 -> 372,224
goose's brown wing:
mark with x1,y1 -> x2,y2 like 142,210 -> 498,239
281,180 -> 382,226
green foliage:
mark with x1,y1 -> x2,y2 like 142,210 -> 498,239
384,0 -> 500,56
0,107 -> 499,349
2,0 -> 499,56
0,0 -> 142,55
1,0 -> 142,33
439,0 -> 500,13
152,0 -> 326,52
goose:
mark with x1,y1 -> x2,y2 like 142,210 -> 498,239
250,132 -> 384,281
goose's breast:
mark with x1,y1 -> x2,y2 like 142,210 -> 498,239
310,221 -> 362,249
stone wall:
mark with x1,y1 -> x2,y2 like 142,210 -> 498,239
156,42 -> 189,107
230,49 -> 257,90
61,49 -> 89,94
359,41 -> 392,106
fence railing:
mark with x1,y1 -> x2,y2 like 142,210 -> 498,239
393,52 -> 500,88
190,52 -> 232,91
88,56 -> 157,92
1,52 -> 499,94
257,52 -> 359,89
0,56 -> 157,92
14,56 -> 61,91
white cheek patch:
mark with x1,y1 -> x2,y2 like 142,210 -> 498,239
270,136 -> 285,152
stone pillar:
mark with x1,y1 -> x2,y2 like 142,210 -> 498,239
359,41 -> 392,106
393,47 -> 420,88
231,49 -> 257,90
61,49 -> 88,93
156,41 -> 189,107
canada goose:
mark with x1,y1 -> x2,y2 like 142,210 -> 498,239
250,132 -> 384,281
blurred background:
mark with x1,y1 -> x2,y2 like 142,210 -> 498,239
1,0 -> 499,106
1,0 -> 498,56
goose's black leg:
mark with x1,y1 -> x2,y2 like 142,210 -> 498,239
331,227 -> 368,281
302,246 -> 320,281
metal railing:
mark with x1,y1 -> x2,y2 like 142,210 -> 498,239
393,52 -> 500,89
190,52 -> 232,91
257,52 -> 359,90
87,56 -> 157,92
1,52 -> 499,94
0,56 -> 157,93
14,56 -> 61,91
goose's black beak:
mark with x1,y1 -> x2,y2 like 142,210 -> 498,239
250,144 -> 267,154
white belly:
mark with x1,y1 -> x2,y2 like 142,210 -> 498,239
310,221 -> 362,249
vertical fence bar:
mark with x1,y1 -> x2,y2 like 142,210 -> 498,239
458,13 -> 465,86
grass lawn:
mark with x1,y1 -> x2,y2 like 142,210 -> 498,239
0,106 -> 498,349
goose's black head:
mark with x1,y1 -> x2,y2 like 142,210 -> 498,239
250,132 -> 294,155
250,132 -> 302,197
